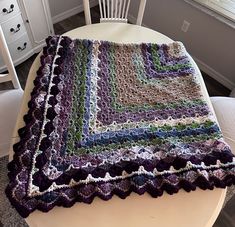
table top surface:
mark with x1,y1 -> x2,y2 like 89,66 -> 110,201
10,23 -> 225,227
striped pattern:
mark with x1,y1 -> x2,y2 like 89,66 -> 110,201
6,36 -> 235,218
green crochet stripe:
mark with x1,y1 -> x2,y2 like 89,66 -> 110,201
67,41 -> 88,154
114,99 -> 205,113
133,50 -> 195,87
75,120 -> 220,154
77,131 -> 222,154
150,120 -> 215,132
151,44 -> 192,71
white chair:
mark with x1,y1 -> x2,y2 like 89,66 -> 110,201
83,0 -> 146,25
210,96 -> 235,154
230,88 -> 235,97
0,26 -> 23,158
210,96 -> 235,206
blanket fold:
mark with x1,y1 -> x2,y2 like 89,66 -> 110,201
6,36 -> 235,218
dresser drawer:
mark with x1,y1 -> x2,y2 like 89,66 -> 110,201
1,14 -> 27,44
9,33 -> 32,62
0,0 -> 20,22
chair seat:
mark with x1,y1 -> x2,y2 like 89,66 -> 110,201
0,89 -> 23,157
210,96 -> 235,154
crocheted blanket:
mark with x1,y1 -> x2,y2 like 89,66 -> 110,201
6,36 -> 235,218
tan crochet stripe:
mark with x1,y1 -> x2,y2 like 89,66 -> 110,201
113,45 -> 201,106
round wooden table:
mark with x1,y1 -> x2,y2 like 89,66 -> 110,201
11,23 -> 226,227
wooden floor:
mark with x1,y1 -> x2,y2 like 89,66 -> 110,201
0,6 -> 234,227
214,195 -> 235,227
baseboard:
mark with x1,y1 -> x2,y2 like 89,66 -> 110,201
192,56 -> 235,90
32,42 -> 47,53
52,0 -> 98,24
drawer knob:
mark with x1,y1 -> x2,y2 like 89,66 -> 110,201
10,24 -> 21,33
2,4 -> 14,14
17,42 -> 27,51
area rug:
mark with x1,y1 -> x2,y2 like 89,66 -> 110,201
0,156 -> 28,227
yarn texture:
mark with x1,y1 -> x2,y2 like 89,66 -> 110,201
6,36 -> 235,218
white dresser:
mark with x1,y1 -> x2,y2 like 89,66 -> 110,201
0,0 -> 54,72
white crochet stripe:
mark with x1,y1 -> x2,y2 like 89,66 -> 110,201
88,41 -> 101,133
28,158 -> 235,197
94,115 -> 215,134
24,36 -> 63,196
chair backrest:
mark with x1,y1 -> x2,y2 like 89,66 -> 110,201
0,26 -> 21,89
83,0 -> 146,25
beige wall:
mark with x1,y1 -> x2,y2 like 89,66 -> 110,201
48,0 -> 98,24
129,0 -> 235,90
48,0 -> 83,17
